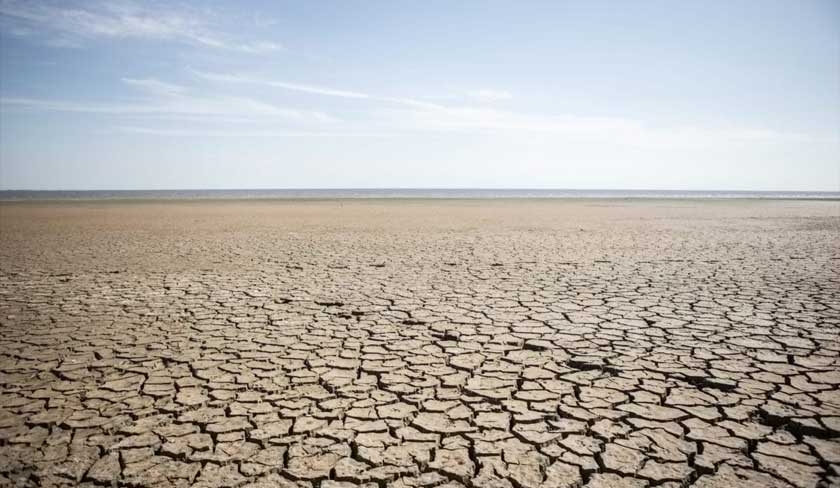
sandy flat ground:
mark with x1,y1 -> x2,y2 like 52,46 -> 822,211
0,199 -> 839,487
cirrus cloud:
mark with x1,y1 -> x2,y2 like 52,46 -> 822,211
0,0 -> 284,53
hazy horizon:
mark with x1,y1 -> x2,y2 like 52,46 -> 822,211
1,1 -> 839,191
2,188 -> 839,197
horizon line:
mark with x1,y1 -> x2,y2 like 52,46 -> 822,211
0,187 -> 840,196
1,187 -> 839,193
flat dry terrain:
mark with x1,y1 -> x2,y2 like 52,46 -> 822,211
0,199 -> 839,488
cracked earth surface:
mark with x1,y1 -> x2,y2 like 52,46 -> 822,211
0,199 -> 839,488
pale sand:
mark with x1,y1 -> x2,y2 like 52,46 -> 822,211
0,199 -> 838,487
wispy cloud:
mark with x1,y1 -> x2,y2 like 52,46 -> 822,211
0,95 -> 329,120
467,89 -> 513,102
121,78 -> 188,97
193,69 -> 815,147
375,104 -> 820,147
116,126 -> 392,138
194,71 -> 372,100
238,41 -> 284,54
1,77 -> 334,122
0,0 -> 283,53
1,66 -> 817,148
192,70 -> 445,110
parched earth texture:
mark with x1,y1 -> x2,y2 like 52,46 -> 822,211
0,199 -> 839,488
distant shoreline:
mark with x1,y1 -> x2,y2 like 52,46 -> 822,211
1,189 -> 839,202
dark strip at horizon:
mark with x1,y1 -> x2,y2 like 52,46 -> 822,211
1,189 -> 839,201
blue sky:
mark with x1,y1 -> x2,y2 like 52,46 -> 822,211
0,0 -> 838,190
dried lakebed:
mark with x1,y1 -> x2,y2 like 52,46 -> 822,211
0,200 -> 838,487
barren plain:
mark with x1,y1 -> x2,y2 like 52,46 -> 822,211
0,199 -> 838,488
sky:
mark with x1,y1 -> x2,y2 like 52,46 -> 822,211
0,0 -> 838,191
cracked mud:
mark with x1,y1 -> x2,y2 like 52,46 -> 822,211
0,199 -> 838,487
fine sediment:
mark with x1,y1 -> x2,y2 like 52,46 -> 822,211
0,199 -> 838,487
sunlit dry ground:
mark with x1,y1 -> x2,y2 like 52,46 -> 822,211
0,199 -> 839,488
